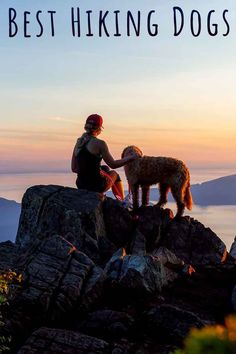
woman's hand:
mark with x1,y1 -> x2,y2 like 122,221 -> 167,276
100,140 -> 138,169
125,152 -> 139,163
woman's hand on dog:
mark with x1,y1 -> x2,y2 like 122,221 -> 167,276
125,152 -> 140,163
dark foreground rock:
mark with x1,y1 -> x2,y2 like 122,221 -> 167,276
78,310 -> 135,338
0,240 -> 19,272
1,185 -> 235,354
103,198 -> 133,248
160,217 -> 227,266
143,304 -> 209,344
20,235 -> 104,316
18,327 -> 110,354
16,186 -> 106,264
230,236 -> 236,259
105,248 -> 178,295
135,205 -> 174,251
6,234 -> 104,348
232,286 -> 236,311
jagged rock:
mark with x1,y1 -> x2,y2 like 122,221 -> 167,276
24,235 -> 103,315
152,246 -> 195,276
104,248 -> 175,295
136,206 -> 174,251
130,229 -> 146,255
7,234 -> 104,343
230,237 -> 236,259
232,285 -> 236,311
111,340 -> 133,354
152,247 -> 185,270
103,198 -> 133,247
152,247 -> 192,281
18,327 -> 110,354
5,185 -> 234,353
0,241 -> 19,272
16,186 -> 106,263
16,185 -> 62,249
143,304 -> 207,343
97,235 -> 118,267
112,348 -> 129,354
160,217 -> 227,266
78,309 -> 134,338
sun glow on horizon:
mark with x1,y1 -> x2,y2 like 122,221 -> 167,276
0,1 -> 235,174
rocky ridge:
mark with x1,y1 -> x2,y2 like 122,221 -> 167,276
0,185 -> 236,354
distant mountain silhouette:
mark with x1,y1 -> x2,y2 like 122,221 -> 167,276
190,174 -> 236,206
147,174 -> 236,206
0,198 -> 21,242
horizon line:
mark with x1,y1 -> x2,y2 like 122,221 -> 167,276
0,167 -> 236,175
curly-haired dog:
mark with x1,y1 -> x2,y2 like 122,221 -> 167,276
122,146 -> 193,218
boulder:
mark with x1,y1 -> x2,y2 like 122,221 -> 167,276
232,285 -> 236,311
160,217 -> 227,266
78,309 -> 134,338
229,236 -> 236,259
143,304 -> 207,343
16,185 -> 62,249
103,198 -> 133,247
0,241 -> 19,272
129,229 -> 146,256
136,205 -> 174,251
152,246 -> 195,280
18,327 -> 110,354
16,186 -> 106,264
7,234 -> 104,341
104,248 -> 176,295
4,185 -> 234,354
152,247 -> 185,270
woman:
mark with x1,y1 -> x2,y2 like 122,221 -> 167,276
71,114 -> 135,200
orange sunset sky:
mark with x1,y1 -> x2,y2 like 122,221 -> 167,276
0,0 -> 236,175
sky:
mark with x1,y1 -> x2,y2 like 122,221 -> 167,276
0,0 -> 236,174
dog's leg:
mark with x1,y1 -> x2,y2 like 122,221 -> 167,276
157,183 -> 169,207
175,202 -> 185,219
141,185 -> 150,207
131,183 -> 139,210
171,186 -> 185,218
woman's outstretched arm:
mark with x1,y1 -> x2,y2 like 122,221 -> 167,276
100,141 -> 135,169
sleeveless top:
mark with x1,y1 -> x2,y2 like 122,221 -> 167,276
76,137 -> 105,192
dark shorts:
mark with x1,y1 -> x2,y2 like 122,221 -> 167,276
76,165 -> 121,193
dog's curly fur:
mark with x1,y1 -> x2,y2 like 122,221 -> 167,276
122,146 -> 193,218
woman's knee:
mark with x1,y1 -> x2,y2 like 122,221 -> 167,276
109,170 -> 121,183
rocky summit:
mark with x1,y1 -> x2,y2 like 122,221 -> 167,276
1,185 -> 236,354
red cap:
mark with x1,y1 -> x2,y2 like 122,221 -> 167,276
86,114 -> 103,128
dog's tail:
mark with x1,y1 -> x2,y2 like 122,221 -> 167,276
184,184 -> 193,210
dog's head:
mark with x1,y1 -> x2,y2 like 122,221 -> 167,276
121,145 -> 143,159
